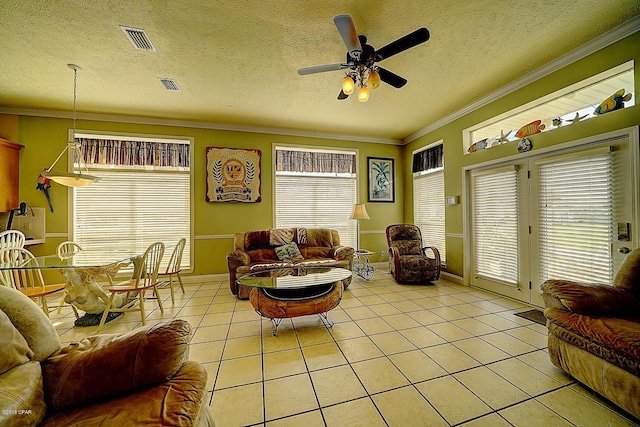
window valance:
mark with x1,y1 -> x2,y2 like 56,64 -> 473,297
76,138 -> 190,168
412,144 -> 443,173
276,149 -> 356,174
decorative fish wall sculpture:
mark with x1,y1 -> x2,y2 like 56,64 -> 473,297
515,120 -> 545,138
594,89 -> 632,115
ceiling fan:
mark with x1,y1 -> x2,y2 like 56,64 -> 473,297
297,14 -> 430,102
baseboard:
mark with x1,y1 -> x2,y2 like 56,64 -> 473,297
440,271 -> 464,285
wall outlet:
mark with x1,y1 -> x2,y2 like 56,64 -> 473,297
24,222 -> 31,230
380,251 -> 386,258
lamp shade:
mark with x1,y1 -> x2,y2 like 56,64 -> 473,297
357,86 -> 369,102
350,204 -> 370,220
342,76 -> 355,95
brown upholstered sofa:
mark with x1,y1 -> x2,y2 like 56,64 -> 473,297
227,228 -> 354,299
541,248 -> 640,419
0,285 -> 215,427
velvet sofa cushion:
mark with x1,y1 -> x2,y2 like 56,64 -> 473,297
0,309 -> 34,375
42,319 -> 191,411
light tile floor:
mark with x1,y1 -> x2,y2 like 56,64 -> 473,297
49,269 -> 640,427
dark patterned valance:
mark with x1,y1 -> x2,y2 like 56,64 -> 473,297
412,144 -> 443,173
276,149 -> 356,174
76,138 -> 190,168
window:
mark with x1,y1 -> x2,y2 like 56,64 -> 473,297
413,144 -> 446,263
72,134 -> 191,270
470,166 -> 520,285
274,147 -> 357,248
534,148 -> 614,283
464,61 -> 635,153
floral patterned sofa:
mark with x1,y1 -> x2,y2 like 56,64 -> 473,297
226,228 -> 354,299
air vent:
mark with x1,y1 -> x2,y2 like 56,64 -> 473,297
159,78 -> 180,91
120,25 -> 156,51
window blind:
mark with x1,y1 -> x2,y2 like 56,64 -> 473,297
414,170 -> 446,263
471,166 -> 519,285
535,149 -> 613,283
73,169 -> 190,270
275,174 -> 357,248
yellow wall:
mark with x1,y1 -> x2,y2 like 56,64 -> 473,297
7,31 -> 639,279
11,115 -> 403,274
404,31 -> 640,277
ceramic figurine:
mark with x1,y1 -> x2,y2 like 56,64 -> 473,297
515,120 -> 545,138
496,129 -> 512,144
594,89 -> 632,115
517,138 -> 532,153
567,112 -> 588,124
552,117 -> 563,127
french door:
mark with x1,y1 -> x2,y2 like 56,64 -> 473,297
467,130 -> 638,306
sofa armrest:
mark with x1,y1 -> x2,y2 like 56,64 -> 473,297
331,245 -> 354,261
42,319 -> 191,410
541,280 -> 640,318
227,250 -> 251,295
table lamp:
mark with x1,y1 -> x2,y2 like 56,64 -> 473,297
350,203 -> 370,250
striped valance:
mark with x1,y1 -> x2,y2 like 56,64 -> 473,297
276,149 -> 356,174
76,138 -> 190,168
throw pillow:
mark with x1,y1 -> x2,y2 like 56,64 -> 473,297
275,242 -> 303,262
0,309 -> 34,375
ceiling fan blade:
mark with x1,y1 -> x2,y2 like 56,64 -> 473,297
378,67 -> 407,88
337,90 -> 349,100
375,27 -> 430,61
334,14 -> 362,59
298,63 -> 348,75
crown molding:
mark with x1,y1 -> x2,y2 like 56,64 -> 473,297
0,106 -> 401,146
403,15 -> 640,144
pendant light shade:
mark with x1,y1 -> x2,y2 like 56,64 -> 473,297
42,64 -> 99,187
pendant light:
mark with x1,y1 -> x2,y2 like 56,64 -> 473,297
41,64 -> 99,187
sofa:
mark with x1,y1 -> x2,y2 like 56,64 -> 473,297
0,285 -> 215,427
541,248 -> 640,419
227,227 -> 354,299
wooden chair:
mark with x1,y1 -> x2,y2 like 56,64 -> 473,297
0,229 -> 26,250
0,247 -> 78,318
57,241 -> 83,259
158,238 -> 186,304
97,242 -> 165,331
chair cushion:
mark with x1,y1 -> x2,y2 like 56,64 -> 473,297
0,309 -> 34,375
393,240 -> 422,256
613,248 -> 640,292
397,255 -> 439,283
42,319 -> 191,410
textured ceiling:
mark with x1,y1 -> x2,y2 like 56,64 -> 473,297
1,0 -> 639,143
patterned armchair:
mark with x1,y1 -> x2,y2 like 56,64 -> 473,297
386,224 -> 441,284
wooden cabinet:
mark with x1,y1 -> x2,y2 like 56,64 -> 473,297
0,137 -> 23,212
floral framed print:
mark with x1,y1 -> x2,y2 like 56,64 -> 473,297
368,157 -> 395,202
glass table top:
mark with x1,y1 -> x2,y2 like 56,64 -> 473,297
237,267 -> 352,290
0,250 -> 140,270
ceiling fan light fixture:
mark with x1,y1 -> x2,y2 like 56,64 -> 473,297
368,70 -> 381,89
342,75 -> 355,95
358,86 -> 369,102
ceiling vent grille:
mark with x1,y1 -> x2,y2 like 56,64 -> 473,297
120,25 -> 156,51
159,78 -> 180,91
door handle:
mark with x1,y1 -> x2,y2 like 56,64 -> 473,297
618,247 -> 631,254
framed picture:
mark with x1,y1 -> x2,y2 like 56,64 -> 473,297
368,157 -> 395,202
206,147 -> 262,203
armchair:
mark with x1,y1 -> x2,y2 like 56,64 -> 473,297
541,248 -> 640,419
386,224 -> 441,284
0,285 -> 215,426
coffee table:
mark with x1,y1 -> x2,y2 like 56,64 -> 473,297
237,267 -> 352,335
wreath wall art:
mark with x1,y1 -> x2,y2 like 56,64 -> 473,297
206,147 -> 262,203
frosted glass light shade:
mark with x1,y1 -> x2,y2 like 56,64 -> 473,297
357,86 -> 369,102
342,76 -> 355,95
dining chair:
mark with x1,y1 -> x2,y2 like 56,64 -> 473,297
57,241 -> 83,259
0,229 -> 26,250
97,242 -> 165,331
158,238 -> 186,304
0,247 -> 78,318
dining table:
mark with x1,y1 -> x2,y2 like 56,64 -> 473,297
0,249 -> 143,325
